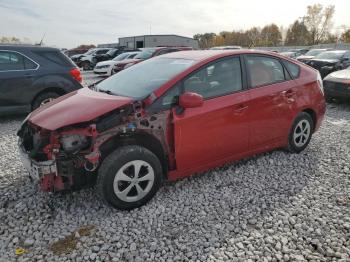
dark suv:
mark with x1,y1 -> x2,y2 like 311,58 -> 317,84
0,45 -> 83,115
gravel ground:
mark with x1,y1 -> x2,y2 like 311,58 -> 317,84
0,78 -> 349,261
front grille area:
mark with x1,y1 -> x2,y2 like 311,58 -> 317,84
19,123 -> 50,161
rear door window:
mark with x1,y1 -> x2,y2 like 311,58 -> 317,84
282,60 -> 300,79
246,55 -> 285,87
0,51 -> 38,71
35,51 -> 74,67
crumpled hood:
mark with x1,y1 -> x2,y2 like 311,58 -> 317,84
28,88 -> 133,131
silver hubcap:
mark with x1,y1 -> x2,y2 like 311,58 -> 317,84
40,98 -> 54,106
293,119 -> 311,147
113,160 -> 154,202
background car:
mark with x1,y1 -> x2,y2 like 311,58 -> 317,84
0,45 -> 83,115
113,46 -> 192,73
296,49 -> 329,63
75,48 -> 112,70
210,46 -> 242,50
280,51 -> 299,59
92,48 -> 138,64
288,48 -> 309,55
323,67 -> 350,102
18,50 -> 325,209
305,50 -> 350,78
93,51 -> 141,76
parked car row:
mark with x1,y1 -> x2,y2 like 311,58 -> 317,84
93,46 -> 193,76
71,47 -> 139,71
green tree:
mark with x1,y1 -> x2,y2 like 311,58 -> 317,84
260,24 -> 282,46
341,29 -> 350,43
285,20 -> 311,45
193,33 -> 216,48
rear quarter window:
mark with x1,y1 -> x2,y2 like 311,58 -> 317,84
34,51 -> 74,67
283,60 -> 300,79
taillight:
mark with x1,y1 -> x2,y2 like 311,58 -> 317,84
70,68 -> 82,83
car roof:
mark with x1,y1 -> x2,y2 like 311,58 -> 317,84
0,44 -> 60,52
161,49 -> 283,61
324,50 -> 348,54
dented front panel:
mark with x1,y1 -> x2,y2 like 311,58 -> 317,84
18,100 -> 174,192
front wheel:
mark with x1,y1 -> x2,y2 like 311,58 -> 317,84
287,112 -> 314,153
96,145 -> 162,210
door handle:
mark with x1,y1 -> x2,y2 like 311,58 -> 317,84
234,104 -> 248,114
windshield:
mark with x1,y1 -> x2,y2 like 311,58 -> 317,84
96,58 -> 195,99
85,49 -> 96,55
305,49 -> 325,56
106,49 -> 116,56
316,51 -> 346,60
134,50 -> 155,59
112,53 -> 129,61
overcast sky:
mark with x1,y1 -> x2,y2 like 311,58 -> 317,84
1,0 -> 349,48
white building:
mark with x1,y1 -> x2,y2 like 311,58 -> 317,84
118,35 -> 199,49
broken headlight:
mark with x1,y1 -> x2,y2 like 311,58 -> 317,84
60,134 -> 88,153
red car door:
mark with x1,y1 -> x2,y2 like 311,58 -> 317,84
172,56 -> 250,173
244,55 -> 296,150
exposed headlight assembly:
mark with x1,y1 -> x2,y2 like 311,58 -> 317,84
60,134 -> 88,153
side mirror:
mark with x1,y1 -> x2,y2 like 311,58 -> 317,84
179,92 -> 204,109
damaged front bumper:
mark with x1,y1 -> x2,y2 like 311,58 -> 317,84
19,145 -> 58,181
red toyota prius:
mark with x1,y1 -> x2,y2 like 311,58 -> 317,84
18,50 -> 326,210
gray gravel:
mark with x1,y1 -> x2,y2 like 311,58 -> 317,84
0,77 -> 349,261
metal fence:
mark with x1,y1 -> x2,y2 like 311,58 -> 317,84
253,43 -> 350,52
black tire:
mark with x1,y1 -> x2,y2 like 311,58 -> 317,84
287,112 -> 314,153
32,92 -> 60,110
96,145 -> 163,210
82,61 -> 91,71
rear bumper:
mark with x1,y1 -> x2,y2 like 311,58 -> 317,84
324,87 -> 350,99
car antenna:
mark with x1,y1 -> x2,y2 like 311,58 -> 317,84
38,33 -> 46,46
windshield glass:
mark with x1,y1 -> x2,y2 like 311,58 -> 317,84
316,51 -> 345,60
85,49 -> 96,55
305,49 -> 325,56
134,50 -> 155,59
112,53 -> 128,61
96,58 -> 195,99
106,49 -> 116,56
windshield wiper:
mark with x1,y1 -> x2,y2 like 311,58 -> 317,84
98,89 -> 116,95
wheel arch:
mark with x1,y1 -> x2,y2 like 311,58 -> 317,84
99,132 -> 168,178
301,108 -> 317,131
31,87 -> 66,109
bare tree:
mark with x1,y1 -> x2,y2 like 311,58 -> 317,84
304,4 -> 335,44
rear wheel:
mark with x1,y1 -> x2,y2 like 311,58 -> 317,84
287,112 -> 314,153
32,92 -> 60,110
96,145 -> 162,210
